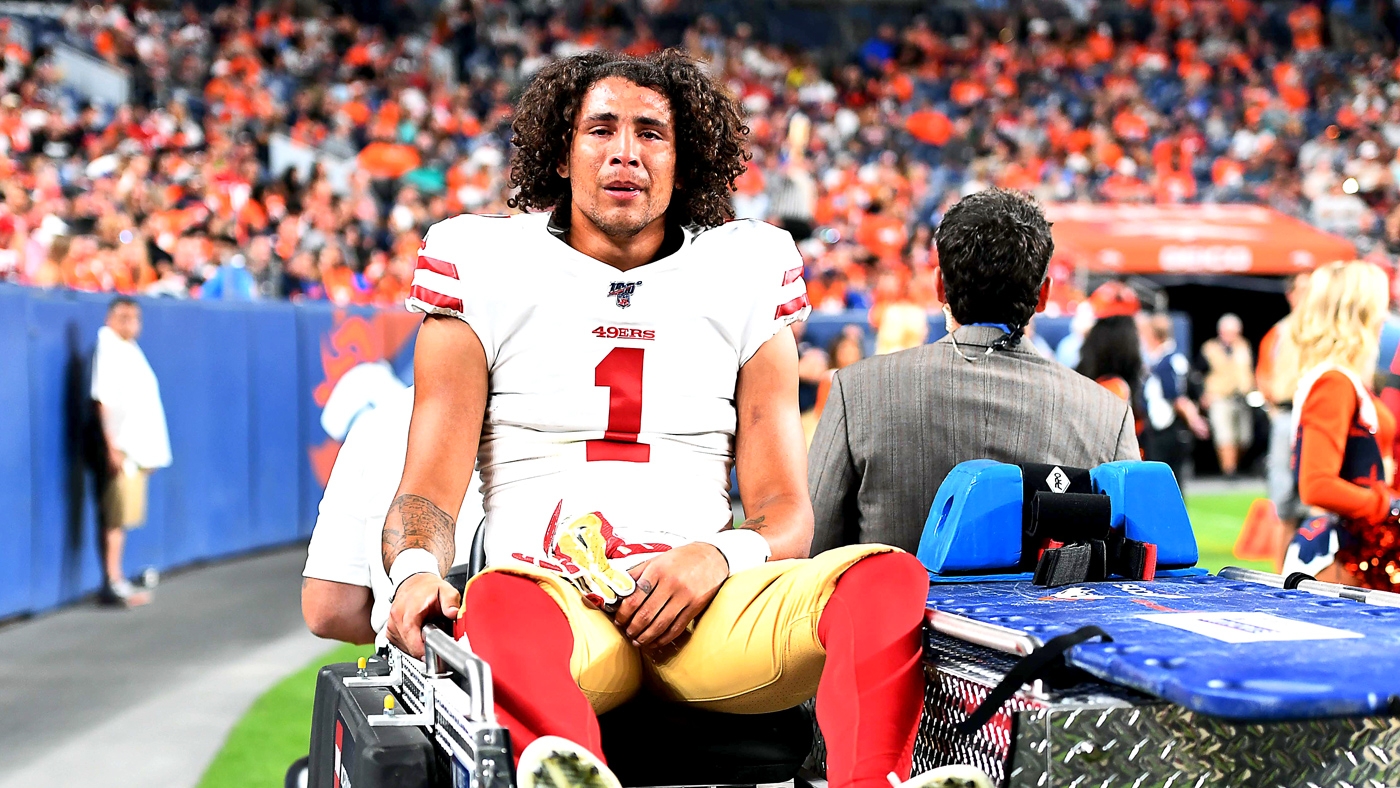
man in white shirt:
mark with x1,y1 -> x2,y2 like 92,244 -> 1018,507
91,296 -> 172,606
302,386 -> 483,644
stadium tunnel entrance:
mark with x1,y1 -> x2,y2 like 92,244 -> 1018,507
1148,275 -> 1293,477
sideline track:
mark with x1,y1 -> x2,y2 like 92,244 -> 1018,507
0,546 -> 331,788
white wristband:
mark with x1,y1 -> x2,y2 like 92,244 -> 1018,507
695,529 -> 772,576
388,549 -> 442,599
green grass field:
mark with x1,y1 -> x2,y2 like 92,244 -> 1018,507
198,641 -> 372,788
1187,491 -> 1273,574
199,492 -> 1265,787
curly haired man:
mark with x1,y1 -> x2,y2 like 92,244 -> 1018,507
380,51 -> 938,788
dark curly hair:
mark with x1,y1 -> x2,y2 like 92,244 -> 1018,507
506,50 -> 750,228
935,188 -> 1053,348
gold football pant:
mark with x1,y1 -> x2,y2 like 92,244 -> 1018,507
465,543 -> 896,713
457,543 -> 929,788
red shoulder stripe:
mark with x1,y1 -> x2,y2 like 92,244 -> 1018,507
774,293 -> 810,319
781,265 -> 804,286
416,254 -> 459,280
411,285 -> 464,313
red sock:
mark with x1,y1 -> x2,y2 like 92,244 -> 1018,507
456,573 -> 603,763
816,552 -> 928,788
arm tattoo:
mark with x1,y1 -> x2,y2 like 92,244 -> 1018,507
382,494 -> 456,575
739,515 -> 768,532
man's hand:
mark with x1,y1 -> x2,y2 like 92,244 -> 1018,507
107,445 -> 125,474
1187,412 -> 1210,440
385,573 -> 461,658
612,542 -> 728,649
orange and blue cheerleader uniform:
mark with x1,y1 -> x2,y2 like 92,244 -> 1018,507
1290,366 -> 1400,590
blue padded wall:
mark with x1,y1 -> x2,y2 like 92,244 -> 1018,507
0,286 -> 418,618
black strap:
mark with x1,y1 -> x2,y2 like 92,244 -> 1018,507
955,626 -> 1112,736
1028,492 -> 1113,541
1087,539 -> 1108,581
1033,543 -> 1093,587
1033,535 -> 1158,586
1283,571 -> 1315,590
1112,537 -> 1157,580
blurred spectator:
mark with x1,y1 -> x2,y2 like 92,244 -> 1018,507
1202,313 -> 1256,476
870,272 -> 929,355
1141,313 -> 1210,482
4,0 -> 1400,314
768,155 -> 817,242
200,253 -> 258,301
811,325 -> 866,422
1022,317 -> 1055,359
796,326 -> 831,443
1311,180 -> 1375,238
1257,272 -> 1311,526
828,327 -> 866,370
1056,303 -> 1097,369
1077,282 -> 1145,409
145,259 -> 188,299
91,296 -> 171,607
1078,315 -> 1144,409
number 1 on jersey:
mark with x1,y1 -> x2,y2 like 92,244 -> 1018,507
586,347 -> 651,463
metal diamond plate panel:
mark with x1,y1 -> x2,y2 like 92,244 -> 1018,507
1014,705 -> 1400,788
914,632 -> 1145,783
910,633 -> 1400,788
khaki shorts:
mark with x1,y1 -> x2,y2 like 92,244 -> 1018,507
466,543 -> 896,715
1209,396 -> 1254,449
102,468 -> 151,531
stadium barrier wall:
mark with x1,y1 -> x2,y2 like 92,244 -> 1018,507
0,286 -> 419,620
0,285 -> 1158,620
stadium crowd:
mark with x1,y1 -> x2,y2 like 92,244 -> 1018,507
1,0 -> 1400,314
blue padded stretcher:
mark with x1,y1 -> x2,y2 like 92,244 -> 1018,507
918,460 -> 1202,582
926,575 -> 1400,720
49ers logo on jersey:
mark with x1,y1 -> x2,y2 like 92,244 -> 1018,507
593,325 -> 655,340
607,281 -> 642,308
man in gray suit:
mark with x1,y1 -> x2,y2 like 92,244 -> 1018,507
809,189 -> 1139,555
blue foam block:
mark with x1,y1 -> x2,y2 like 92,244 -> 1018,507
927,575 -> 1400,720
917,460 -> 1023,574
1090,461 -> 1198,567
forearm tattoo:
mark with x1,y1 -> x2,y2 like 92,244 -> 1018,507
382,494 -> 456,575
740,515 -> 768,532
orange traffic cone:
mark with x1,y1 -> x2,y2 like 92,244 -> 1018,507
1233,498 -> 1281,561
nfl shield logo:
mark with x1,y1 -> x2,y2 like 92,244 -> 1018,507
608,281 -> 641,308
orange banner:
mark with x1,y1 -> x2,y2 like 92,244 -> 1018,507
1043,204 -> 1357,275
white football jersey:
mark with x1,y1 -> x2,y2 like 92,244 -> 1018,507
407,212 -> 809,570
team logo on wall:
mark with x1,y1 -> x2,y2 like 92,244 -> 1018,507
307,309 -> 421,488
608,281 -> 642,308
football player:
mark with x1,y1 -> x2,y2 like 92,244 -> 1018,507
382,50 -> 932,788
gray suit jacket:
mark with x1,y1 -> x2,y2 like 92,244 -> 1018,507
808,325 -> 1140,555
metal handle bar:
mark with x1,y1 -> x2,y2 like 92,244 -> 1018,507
1218,566 -> 1400,608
